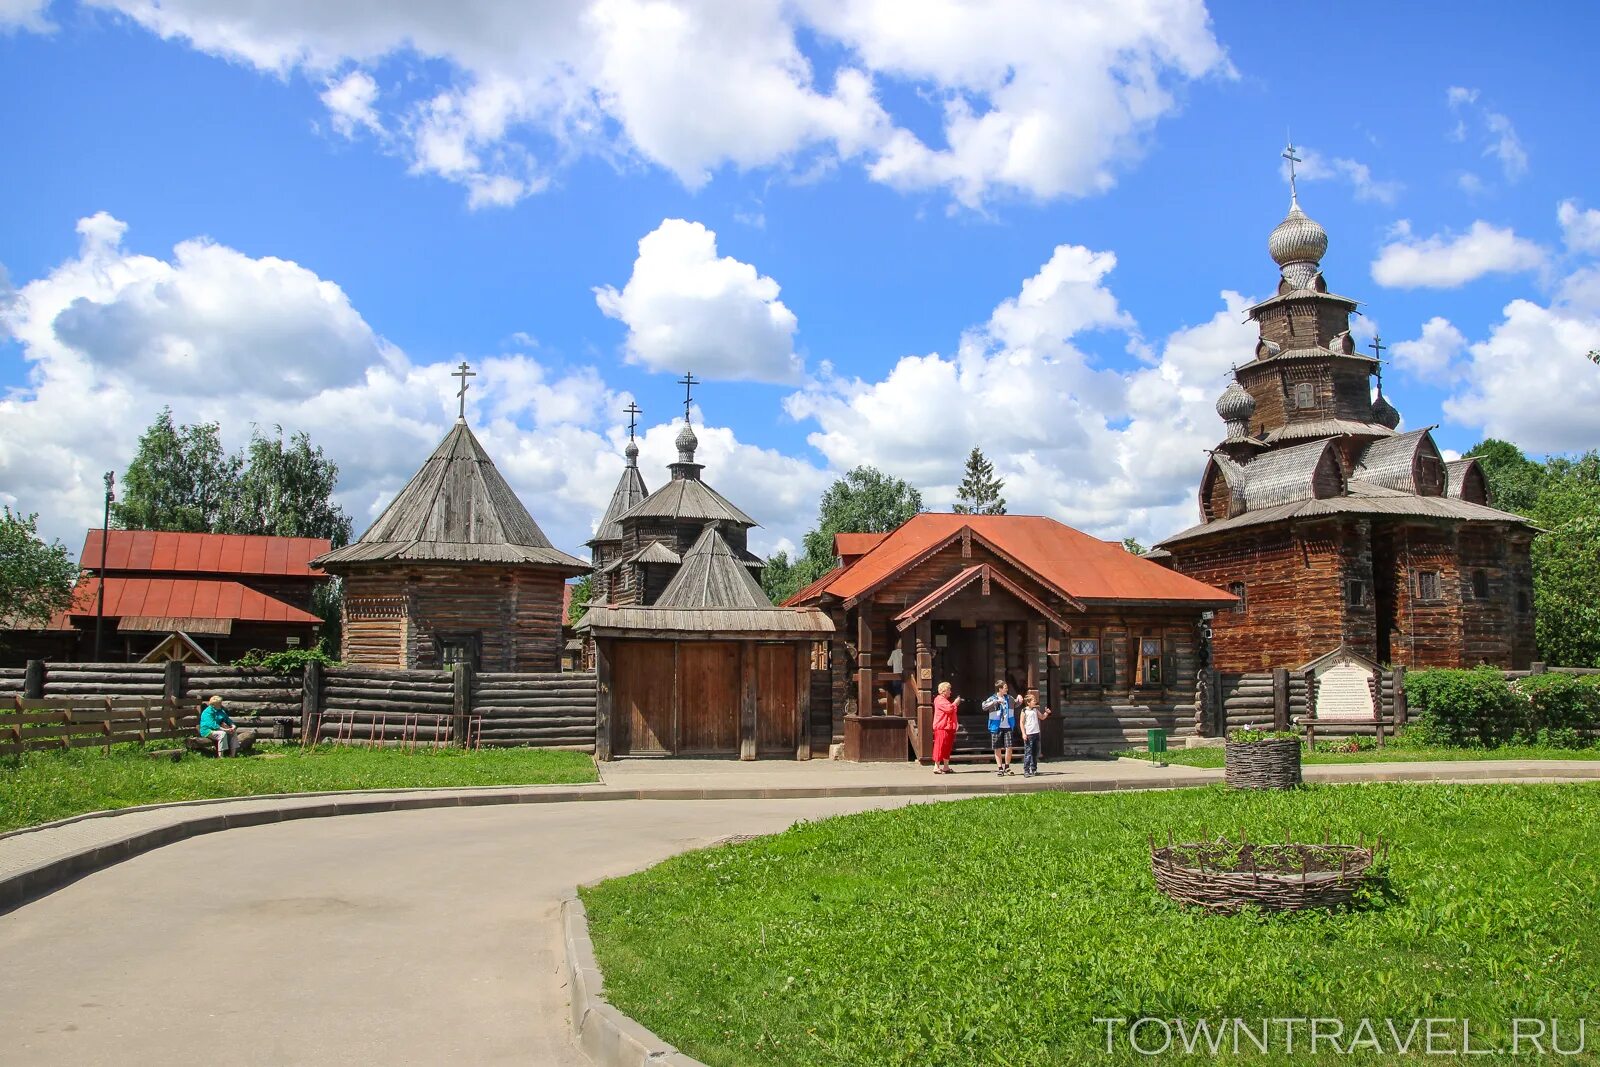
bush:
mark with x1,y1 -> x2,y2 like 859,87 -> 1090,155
1227,728 -> 1299,743
1513,672 -> 1600,747
232,645 -> 340,674
1405,667 -> 1520,747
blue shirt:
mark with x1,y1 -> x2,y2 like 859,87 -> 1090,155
983,693 -> 1015,731
199,704 -> 234,737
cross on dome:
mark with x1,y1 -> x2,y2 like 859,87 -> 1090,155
452,360 -> 476,421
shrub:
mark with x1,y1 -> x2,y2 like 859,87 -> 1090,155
1228,728 -> 1299,743
1513,672 -> 1600,747
232,645 -> 340,674
1405,667 -> 1519,747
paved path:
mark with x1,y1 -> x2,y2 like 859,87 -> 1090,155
3,757 -> 1598,1065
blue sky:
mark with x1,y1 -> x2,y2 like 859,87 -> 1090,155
3,0 -> 1597,560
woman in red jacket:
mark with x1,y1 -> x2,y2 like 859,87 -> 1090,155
932,681 -> 962,774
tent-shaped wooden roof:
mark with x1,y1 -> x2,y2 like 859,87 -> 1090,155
589,446 -> 649,545
314,420 -> 586,571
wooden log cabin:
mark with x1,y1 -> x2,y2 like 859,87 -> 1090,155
1151,173 -> 1536,671
312,411 -> 588,671
785,514 -> 1236,759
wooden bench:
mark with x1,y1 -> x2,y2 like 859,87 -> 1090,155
1297,716 -> 1396,749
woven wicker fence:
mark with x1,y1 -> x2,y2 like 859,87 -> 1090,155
1151,837 -> 1384,913
1224,737 -> 1302,789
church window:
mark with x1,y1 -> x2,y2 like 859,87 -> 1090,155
1070,639 -> 1100,685
1137,635 -> 1163,685
1293,382 -> 1315,409
436,632 -> 481,670
1471,569 -> 1489,599
1347,579 -> 1366,607
1227,581 -> 1246,614
1415,571 -> 1441,601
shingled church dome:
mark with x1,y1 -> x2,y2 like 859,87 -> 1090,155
1216,379 -> 1257,424
624,438 -> 640,462
1371,389 -> 1401,430
675,422 -> 699,462
1269,201 -> 1328,290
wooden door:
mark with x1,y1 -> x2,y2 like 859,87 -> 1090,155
676,642 -> 740,754
755,644 -> 799,755
614,641 -> 676,755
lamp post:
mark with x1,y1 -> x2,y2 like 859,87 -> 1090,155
94,471 -> 114,662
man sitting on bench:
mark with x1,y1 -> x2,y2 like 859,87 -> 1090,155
199,694 -> 240,757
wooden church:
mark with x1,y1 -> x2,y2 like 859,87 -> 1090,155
313,365 -> 588,670
1153,156 -> 1537,671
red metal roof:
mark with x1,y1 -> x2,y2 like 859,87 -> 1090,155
64,576 -> 323,625
794,514 -> 1236,607
833,532 -> 888,560
79,531 -> 332,577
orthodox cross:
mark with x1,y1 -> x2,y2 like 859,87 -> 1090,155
676,370 -> 698,424
624,401 -> 642,441
1368,335 -> 1388,388
453,360 -> 476,419
1282,140 -> 1302,203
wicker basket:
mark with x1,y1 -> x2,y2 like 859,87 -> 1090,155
1151,838 -> 1382,913
1225,737 -> 1302,789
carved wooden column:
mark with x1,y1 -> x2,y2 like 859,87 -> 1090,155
856,603 -> 874,718
914,619 -> 934,763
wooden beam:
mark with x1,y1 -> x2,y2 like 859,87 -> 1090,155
1271,667 -> 1290,731
740,643 -> 758,761
856,604 -> 874,719
594,638 -> 613,761
794,641 -> 811,761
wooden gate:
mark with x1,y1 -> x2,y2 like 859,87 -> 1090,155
676,642 -> 740,754
613,641 -> 676,755
755,644 -> 798,755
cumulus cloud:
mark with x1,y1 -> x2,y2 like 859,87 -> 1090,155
0,0 -> 49,31
595,219 -> 802,383
1291,148 -> 1401,205
45,0 -> 1228,208
1391,316 -> 1466,379
784,242 -> 1256,543
0,211 -> 812,557
1558,199 -> 1600,255
1371,220 -> 1546,289
321,70 -> 382,137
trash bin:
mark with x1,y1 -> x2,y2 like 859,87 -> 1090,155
1147,728 -> 1167,766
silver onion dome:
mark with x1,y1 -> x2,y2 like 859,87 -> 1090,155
1216,379 -> 1257,424
1371,389 -> 1401,430
624,438 -> 640,465
1268,197 -> 1329,290
674,421 -> 699,462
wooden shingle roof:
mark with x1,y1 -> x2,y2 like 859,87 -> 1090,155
618,477 -> 757,527
314,420 -> 586,571
655,524 -> 770,609
589,447 -> 649,545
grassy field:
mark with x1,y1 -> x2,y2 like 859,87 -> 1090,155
1120,743 -> 1600,768
0,743 -> 597,832
583,783 -> 1600,1066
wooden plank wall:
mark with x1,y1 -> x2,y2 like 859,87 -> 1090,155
473,672 -> 596,752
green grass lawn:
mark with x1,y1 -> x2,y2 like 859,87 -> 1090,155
0,743 -> 597,832
583,783 -> 1600,1066
1120,742 -> 1600,768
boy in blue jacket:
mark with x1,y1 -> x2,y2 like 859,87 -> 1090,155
982,680 -> 1016,776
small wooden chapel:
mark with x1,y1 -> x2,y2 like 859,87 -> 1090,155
312,363 -> 588,671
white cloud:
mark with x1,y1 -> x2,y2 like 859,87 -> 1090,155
1442,298 -> 1600,454
0,0 -> 49,31
320,70 -> 382,137
784,242 -> 1256,543
1558,199 -> 1600,255
1447,86 -> 1528,184
594,219 -> 802,383
1292,148 -> 1401,205
1371,220 -> 1545,289
52,0 -> 1228,209
1392,316 -> 1466,379
0,211 -> 816,557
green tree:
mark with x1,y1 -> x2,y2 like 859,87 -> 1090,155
763,466 -> 925,604
0,509 -> 80,629
112,408 -> 240,532
224,425 -> 354,546
953,446 -> 1006,515
1122,537 -> 1146,555
567,575 -> 592,624
1464,438 -> 1546,515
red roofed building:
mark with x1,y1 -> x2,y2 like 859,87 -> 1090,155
2,531 -> 333,665
786,513 -> 1235,759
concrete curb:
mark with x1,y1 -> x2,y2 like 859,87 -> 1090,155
562,895 -> 707,1067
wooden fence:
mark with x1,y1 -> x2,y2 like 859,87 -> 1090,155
7,661 -> 600,754
1,696 -> 195,754
1205,667 -> 1402,738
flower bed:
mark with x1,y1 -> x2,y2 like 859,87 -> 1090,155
1150,835 -> 1385,913
1224,729 -> 1302,789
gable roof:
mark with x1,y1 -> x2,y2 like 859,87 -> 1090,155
789,513 -> 1235,608
834,532 -> 888,560
313,420 -> 586,570
1350,428 -> 1442,495
63,576 -> 323,625
655,524 -> 772,610
81,530 -> 331,577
